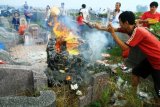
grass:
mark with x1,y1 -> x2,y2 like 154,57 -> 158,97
51,84 -> 89,107
86,46 -> 157,107
52,85 -> 79,107
106,46 -> 123,64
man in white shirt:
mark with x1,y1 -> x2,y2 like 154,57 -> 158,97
80,4 -> 90,22
59,2 -> 67,24
59,2 -> 67,17
112,2 -> 122,23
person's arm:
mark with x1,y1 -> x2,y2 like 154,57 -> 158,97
94,23 -> 120,32
136,19 -> 148,24
84,21 -> 117,31
107,24 -> 130,51
94,23 -> 108,31
137,13 -> 149,24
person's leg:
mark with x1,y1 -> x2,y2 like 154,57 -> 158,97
132,59 -> 152,93
15,25 -> 19,31
14,25 -> 16,30
131,74 -> 140,96
132,74 -> 140,90
28,18 -> 31,25
151,69 -> 160,98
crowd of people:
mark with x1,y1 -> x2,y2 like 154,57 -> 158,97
11,1 -> 32,36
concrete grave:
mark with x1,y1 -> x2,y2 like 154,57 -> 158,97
78,72 -> 109,107
79,86 -> 92,107
0,91 -> 56,107
0,64 -> 56,107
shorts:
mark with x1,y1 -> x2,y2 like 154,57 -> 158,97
132,58 -> 160,97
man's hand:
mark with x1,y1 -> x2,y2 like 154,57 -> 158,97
94,23 -> 101,29
107,23 -> 115,34
94,23 -> 109,31
136,19 -> 148,24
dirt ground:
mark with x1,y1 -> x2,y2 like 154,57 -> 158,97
9,44 -> 47,70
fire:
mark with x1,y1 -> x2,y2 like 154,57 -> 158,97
53,22 -> 79,55
66,75 -> 71,81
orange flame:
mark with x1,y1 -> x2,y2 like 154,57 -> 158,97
66,75 -> 71,81
53,22 -> 79,55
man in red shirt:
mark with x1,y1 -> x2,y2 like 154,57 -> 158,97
139,1 -> 160,27
93,11 -> 160,98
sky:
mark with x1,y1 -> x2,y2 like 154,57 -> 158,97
0,0 -> 160,12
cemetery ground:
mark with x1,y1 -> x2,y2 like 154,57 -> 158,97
51,46 -> 158,107
6,32 -> 160,107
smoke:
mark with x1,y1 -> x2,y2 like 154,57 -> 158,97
58,16 -> 79,33
57,16 -> 112,62
83,31 -> 109,61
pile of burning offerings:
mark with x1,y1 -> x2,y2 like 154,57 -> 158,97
46,20 -> 91,87
45,8 -> 111,89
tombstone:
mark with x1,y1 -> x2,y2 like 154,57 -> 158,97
91,72 -> 109,102
78,86 -> 93,107
28,24 -> 40,38
0,17 -> 10,28
28,24 -> 45,44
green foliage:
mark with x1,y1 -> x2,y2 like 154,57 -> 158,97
124,88 -> 142,107
71,12 -> 79,16
106,46 -> 123,63
150,22 -> 160,40
116,68 -> 131,82
86,101 -> 101,107
98,13 -> 108,18
108,46 -> 122,57
100,82 -> 117,107
100,88 -> 110,106
134,12 -> 143,19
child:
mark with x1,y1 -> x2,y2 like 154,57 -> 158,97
12,12 -> 20,31
18,18 -> 27,36
76,12 -> 84,36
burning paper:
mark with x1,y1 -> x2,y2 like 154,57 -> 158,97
71,84 -> 78,90
53,22 -> 80,55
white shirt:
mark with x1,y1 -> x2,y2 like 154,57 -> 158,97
59,7 -> 67,16
112,10 -> 122,23
45,9 -> 50,21
80,8 -> 89,21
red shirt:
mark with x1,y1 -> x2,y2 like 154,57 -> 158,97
126,27 -> 160,70
18,25 -> 27,35
77,16 -> 84,25
141,11 -> 160,27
